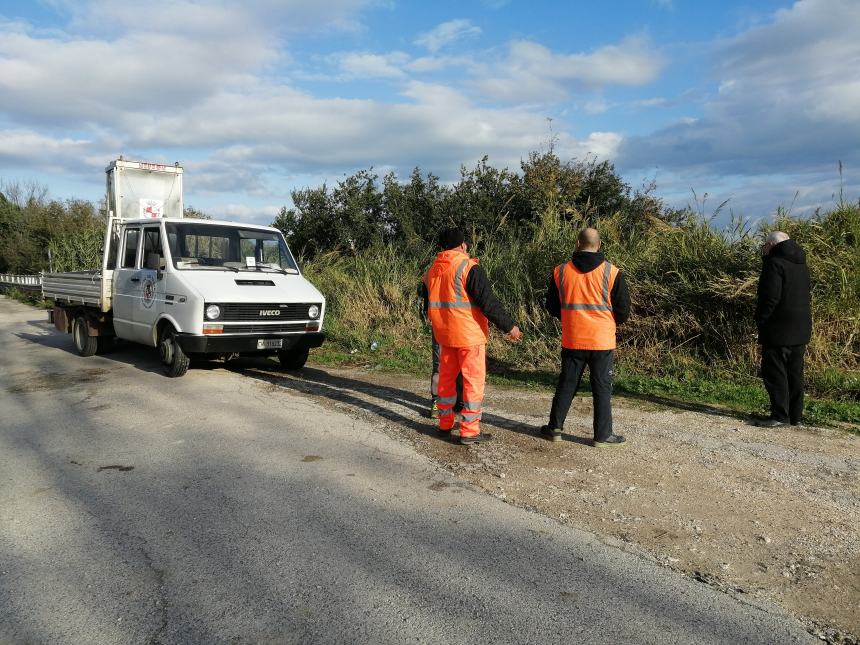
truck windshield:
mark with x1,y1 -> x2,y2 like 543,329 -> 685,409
165,223 -> 299,273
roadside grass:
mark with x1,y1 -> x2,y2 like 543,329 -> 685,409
1,288 -> 49,308
309,334 -> 860,433
4,287 -> 856,432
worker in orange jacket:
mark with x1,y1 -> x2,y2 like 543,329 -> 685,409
419,267 -> 463,419
540,228 -> 630,447
423,228 -> 522,444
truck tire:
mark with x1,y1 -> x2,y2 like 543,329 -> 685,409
158,326 -> 190,377
278,347 -> 309,370
72,314 -> 98,357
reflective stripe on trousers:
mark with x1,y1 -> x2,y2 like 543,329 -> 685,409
438,344 -> 485,436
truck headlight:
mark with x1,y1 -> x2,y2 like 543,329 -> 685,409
308,305 -> 320,319
205,304 -> 222,320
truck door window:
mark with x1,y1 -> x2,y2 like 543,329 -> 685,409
121,229 -> 140,268
143,227 -> 163,268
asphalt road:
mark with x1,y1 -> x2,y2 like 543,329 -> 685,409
0,296 -> 815,644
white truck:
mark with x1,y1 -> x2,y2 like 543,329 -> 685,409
42,159 -> 326,376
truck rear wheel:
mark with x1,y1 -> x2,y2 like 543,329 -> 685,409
72,314 -> 98,357
158,326 -> 190,377
278,347 -> 309,370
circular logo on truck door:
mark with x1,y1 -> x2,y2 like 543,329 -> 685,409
141,273 -> 156,309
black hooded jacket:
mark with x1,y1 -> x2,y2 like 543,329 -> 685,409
755,239 -> 812,346
544,251 -> 631,324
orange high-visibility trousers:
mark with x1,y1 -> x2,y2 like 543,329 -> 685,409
438,344 -> 486,437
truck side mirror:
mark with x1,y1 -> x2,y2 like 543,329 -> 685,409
145,252 -> 165,278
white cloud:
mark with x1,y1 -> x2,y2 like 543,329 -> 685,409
211,203 -> 281,224
0,0 -> 389,126
64,0 -> 381,35
0,17 -> 273,125
331,51 -> 410,78
0,1 -> 624,205
475,36 -> 667,102
620,0 -> 860,176
634,97 -> 668,108
406,55 -> 472,73
0,129 -> 109,175
415,19 -> 481,53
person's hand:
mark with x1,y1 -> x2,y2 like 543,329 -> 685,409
506,325 -> 523,342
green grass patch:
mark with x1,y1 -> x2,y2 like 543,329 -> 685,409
1,288 -> 49,308
311,335 -> 860,432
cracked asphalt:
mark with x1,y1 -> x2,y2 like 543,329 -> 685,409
0,296 -> 816,644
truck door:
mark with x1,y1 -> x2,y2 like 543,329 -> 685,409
134,225 -> 166,346
112,227 -> 141,341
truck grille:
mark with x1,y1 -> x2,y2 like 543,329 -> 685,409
219,303 -> 320,322
221,323 -> 307,334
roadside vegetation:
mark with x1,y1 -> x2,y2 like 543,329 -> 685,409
1,152 -> 858,427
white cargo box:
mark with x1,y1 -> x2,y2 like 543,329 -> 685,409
106,159 -> 184,220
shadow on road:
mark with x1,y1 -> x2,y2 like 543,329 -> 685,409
228,362 -> 565,444
19,311 -> 752,425
17,317 -> 167,375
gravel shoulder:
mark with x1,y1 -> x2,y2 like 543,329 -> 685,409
247,362 -> 860,643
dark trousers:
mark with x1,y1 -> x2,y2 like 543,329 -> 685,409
549,349 -> 614,441
761,344 -> 805,423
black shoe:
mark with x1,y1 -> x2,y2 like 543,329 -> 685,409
459,433 -> 491,445
593,434 -> 626,448
437,427 -> 453,438
790,419 -> 802,426
753,417 -> 787,428
538,425 -> 562,442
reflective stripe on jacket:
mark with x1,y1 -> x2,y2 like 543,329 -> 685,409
426,250 -> 489,347
554,260 -> 619,350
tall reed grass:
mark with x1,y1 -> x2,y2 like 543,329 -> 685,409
304,205 -> 860,402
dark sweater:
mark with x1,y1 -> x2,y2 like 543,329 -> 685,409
544,251 -> 631,324
755,239 -> 812,346
420,264 -> 516,334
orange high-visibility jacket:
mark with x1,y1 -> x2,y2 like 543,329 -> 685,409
425,250 -> 489,347
554,260 -> 619,350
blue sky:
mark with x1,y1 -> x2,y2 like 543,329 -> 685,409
0,0 -> 857,226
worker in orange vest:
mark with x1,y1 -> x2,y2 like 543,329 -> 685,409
424,228 -> 522,444
539,228 -> 630,447
419,267 -> 463,419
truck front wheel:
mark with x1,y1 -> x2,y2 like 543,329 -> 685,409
72,314 -> 98,357
158,326 -> 190,377
278,347 -> 309,370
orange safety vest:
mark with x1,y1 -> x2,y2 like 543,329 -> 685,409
425,250 -> 489,348
554,260 -> 619,350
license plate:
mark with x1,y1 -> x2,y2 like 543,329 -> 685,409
257,339 -> 283,349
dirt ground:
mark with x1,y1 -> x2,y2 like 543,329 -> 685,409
248,362 -> 860,644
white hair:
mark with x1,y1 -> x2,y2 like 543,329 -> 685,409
766,231 -> 790,245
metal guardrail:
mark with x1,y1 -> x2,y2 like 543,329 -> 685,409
0,273 -> 43,293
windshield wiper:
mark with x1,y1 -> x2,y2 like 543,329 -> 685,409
257,264 -> 288,274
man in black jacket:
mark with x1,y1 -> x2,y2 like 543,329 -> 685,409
754,231 -> 812,427
541,228 -> 631,446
